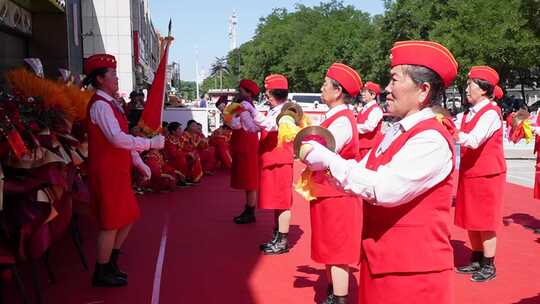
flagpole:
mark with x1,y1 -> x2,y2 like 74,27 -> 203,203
195,45 -> 200,101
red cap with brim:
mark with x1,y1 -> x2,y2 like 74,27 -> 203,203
326,63 -> 363,97
264,74 -> 288,90
468,66 -> 499,86
364,81 -> 381,96
239,79 -> 260,96
391,41 -> 458,88
84,54 -> 117,75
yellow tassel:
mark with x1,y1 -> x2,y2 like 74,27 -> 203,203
523,120 -> 533,144
277,117 -> 301,147
294,168 -> 316,201
223,103 -> 243,125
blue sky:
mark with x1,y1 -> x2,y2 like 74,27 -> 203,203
150,1 -> 385,81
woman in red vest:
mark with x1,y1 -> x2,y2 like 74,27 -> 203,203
356,81 -> 383,160
240,74 -> 296,254
455,66 -> 506,282
84,54 -> 165,287
301,41 -> 458,304
301,63 -> 362,304
229,80 -> 260,224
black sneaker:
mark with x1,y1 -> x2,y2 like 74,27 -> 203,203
471,264 -> 496,282
259,229 -> 278,250
321,294 -> 335,304
455,261 -> 481,274
262,233 -> 289,255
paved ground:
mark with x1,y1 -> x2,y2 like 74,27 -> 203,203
504,143 -> 536,188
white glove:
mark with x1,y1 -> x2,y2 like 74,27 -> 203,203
138,163 -> 152,180
149,135 -> 165,149
241,101 -> 257,117
301,140 -> 339,171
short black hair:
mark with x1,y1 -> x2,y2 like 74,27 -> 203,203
471,78 -> 495,99
329,79 -> 354,103
268,89 -> 288,101
185,119 -> 198,131
403,65 -> 445,106
82,67 -> 109,88
168,121 -> 181,133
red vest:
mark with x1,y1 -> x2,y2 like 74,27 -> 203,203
87,94 -> 131,177
363,118 -> 455,275
230,101 -> 259,154
357,104 -> 382,148
459,103 -> 506,177
310,108 -> 359,198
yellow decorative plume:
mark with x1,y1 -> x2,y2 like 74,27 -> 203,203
6,68 -> 93,122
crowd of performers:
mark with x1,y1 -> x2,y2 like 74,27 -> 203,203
221,42 -> 518,304
83,39 -> 540,304
131,117 -> 233,194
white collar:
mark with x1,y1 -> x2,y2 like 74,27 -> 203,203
96,89 -> 115,102
364,100 -> 377,109
471,99 -> 491,113
326,104 -> 349,119
398,108 -> 436,132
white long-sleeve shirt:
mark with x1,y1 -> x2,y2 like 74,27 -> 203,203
253,103 -> 285,132
324,104 -> 353,152
328,108 -> 453,207
456,99 -> 502,149
89,90 -> 148,168
357,100 -> 383,134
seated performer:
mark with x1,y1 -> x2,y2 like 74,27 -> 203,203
164,122 -> 203,184
142,148 -> 185,192
209,125 -> 233,169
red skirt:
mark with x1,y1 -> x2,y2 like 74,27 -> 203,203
455,173 -> 505,231
310,195 -> 361,265
258,164 -> 293,210
231,151 -> 259,190
534,154 -> 540,199
89,170 -> 140,230
359,258 -> 453,304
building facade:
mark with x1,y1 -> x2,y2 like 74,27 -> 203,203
81,0 -> 159,94
0,0 -> 82,87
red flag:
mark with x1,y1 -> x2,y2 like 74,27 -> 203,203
138,35 -> 173,135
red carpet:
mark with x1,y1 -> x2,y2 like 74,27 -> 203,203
4,164 -> 540,303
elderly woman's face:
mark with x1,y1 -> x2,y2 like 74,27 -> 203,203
466,79 -> 487,104
385,65 -> 424,118
320,77 -> 340,104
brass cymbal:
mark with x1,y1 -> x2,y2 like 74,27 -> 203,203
293,126 -> 336,159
